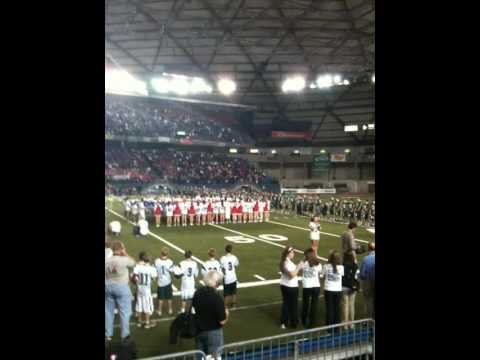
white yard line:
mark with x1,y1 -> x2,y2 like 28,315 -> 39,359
254,274 -> 266,281
210,223 -> 328,261
267,219 -> 369,244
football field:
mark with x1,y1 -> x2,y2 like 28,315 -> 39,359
105,199 -> 375,358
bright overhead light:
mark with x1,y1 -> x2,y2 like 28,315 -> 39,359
218,78 -> 237,95
106,69 -> 147,95
176,131 -> 186,136
271,149 -> 277,154
343,79 -> 350,85
151,78 -> 171,93
316,74 -> 333,89
333,74 -> 342,84
344,125 -> 359,132
362,124 -> 368,131
190,78 -> 210,93
282,76 -> 306,92
320,149 -> 326,154
171,78 -> 190,95
345,149 -> 351,153
368,123 -> 375,130
372,74 -> 375,83
309,83 -> 317,89
250,148 -> 259,154
293,149 -> 300,154
229,148 -> 238,153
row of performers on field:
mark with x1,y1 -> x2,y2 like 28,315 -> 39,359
123,198 -> 271,227
272,196 -> 375,226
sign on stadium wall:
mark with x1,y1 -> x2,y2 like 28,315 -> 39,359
281,188 -> 336,194
271,131 -> 312,140
330,154 -> 347,162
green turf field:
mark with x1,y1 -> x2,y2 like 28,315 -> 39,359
105,198 -> 375,358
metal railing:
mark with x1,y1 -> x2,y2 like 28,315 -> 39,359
214,319 -> 374,360
138,350 -> 207,360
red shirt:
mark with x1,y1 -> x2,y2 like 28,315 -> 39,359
207,203 -> 213,213
253,202 -> 259,212
174,203 -> 181,215
238,205 -> 243,213
154,205 -> 162,215
264,202 -> 269,212
188,205 -> 196,215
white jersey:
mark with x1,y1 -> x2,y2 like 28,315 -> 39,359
124,201 -> 131,212
220,254 -> 239,285
180,202 -> 188,215
133,263 -> 157,296
138,202 -> 145,210
302,261 -> 323,288
224,202 -> 231,217
213,202 -> 220,214
219,204 -> 225,214
258,201 -> 265,213
138,219 -> 149,235
202,259 -> 222,276
309,222 -> 320,241
178,260 -> 199,291
154,258 -> 174,287
138,207 -> 146,220
280,258 -> 299,288
131,203 -> 138,215
323,264 -> 344,292
200,203 -> 207,215
166,204 -> 174,216
109,221 -> 121,234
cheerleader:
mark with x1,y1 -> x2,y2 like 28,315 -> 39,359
258,198 -> 264,223
309,216 -> 321,256
173,202 -> 181,227
247,199 -> 254,223
207,201 -> 213,224
188,202 -> 196,226
219,200 -> 226,224
180,200 -> 188,227
194,201 -> 201,225
264,199 -> 270,222
224,199 -> 231,224
201,200 -> 207,226
165,201 -> 173,227
238,202 -> 244,224
213,200 -> 220,224
231,203 -> 238,224
253,200 -> 259,223
154,201 -> 162,228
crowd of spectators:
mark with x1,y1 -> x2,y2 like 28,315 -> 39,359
105,96 -> 253,144
106,147 -> 273,194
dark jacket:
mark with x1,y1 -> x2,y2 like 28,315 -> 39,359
342,261 -> 359,291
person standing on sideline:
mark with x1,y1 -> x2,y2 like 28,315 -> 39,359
279,246 -> 304,329
341,222 -> 359,263
359,242 -> 375,319
177,250 -> 199,313
309,216 -> 321,256
154,247 -> 175,316
301,248 -> 323,328
220,244 -> 239,308
342,252 -> 359,329
105,241 -> 136,343
202,248 -> 222,276
192,271 -> 228,356
323,251 -> 344,330
132,252 -> 157,329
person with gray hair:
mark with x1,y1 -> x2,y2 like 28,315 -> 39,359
192,271 -> 229,356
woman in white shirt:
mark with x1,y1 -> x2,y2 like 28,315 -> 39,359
301,248 -> 323,328
323,251 -> 344,331
279,246 -> 304,329
309,216 -> 321,256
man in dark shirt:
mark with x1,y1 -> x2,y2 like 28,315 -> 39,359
192,270 -> 228,356
341,221 -> 359,263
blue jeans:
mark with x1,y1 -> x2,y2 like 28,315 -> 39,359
105,282 -> 133,339
196,328 -> 224,356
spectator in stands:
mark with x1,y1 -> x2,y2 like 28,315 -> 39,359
359,242 -> 375,319
279,246 -> 304,329
323,251 -> 344,331
342,252 -> 359,329
341,222 -> 359,264
192,270 -> 228,356
105,241 -> 136,343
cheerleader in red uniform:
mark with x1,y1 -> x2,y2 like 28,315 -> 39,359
237,203 -> 244,224
264,199 -> 270,222
154,201 -> 162,228
173,202 -> 181,227
253,200 -> 259,223
207,201 -> 213,225
231,203 -> 238,224
188,202 -> 196,226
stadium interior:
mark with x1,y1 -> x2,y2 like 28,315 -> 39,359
106,0 -> 374,359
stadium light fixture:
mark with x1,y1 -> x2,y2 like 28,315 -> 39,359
362,124 -> 368,131
171,78 -> 190,95
345,149 -> 351,153
250,149 -> 260,154
343,79 -> 350,85
309,83 -> 317,89
344,124 -> 359,132
229,148 -> 238,153
282,76 -> 306,93
372,74 -> 375,83
176,131 -> 186,136
151,78 -> 171,93
368,123 -> 375,130
293,149 -> 300,154
106,69 -> 148,96
271,149 -> 277,154
316,74 -> 333,89
320,149 -> 326,154
333,74 -> 342,85
218,78 -> 237,95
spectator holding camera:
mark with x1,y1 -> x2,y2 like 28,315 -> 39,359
192,270 -> 228,356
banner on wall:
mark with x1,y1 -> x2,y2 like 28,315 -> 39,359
271,131 -> 312,140
313,154 -> 330,171
281,188 -> 336,194
330,153 -> 347,162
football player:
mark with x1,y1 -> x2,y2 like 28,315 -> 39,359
154,248 -> 175,316
220,244 -> 240,308
175,250 -> 199,313
132,252 -> 158,329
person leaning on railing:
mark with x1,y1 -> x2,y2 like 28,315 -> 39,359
359,242 -> 375,319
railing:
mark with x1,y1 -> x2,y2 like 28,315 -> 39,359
215,319 -> 374,360
137,320 -> 374,360
138,350 -> 207,360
